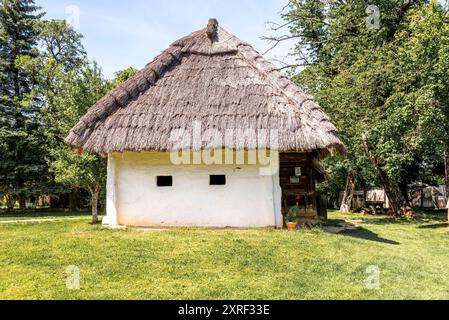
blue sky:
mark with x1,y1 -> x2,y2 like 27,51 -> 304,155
36,0 -> 293,78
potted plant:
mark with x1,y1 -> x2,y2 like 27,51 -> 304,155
285,209 -> 299,230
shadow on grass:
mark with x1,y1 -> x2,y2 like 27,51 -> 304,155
357,215 -> 447,226
418,223 -> 449,229
332,210 -> 447,226
359,218 -> 413,225
323,219 -> 400,245
338,228 -> 400,245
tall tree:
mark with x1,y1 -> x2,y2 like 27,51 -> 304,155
49,65 -> 135,223
0,0 -> 43,98
272,0 -> 446,214
0,0 -> 45,209
49,62 -> 107,223
19,19 -> 87,138
18,18 -> 88,208
36,19 -> 85,71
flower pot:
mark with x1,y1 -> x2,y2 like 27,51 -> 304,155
287,222 -> 298,230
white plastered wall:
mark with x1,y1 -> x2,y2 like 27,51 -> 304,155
103,151 -> 283,228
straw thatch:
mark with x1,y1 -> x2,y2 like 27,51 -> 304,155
65,19 -> 345,157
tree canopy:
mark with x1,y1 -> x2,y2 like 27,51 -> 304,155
274,0 -> 449,212
0,0 -> 136,218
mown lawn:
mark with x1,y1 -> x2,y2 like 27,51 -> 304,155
0,211 -> 448,300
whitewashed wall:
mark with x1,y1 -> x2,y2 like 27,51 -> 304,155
103,151 -> 282,228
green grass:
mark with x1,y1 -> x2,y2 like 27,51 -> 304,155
0,211 -> 448,300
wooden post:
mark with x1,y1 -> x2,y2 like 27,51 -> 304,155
447,198 -> 449,222
340,171 -> 356,213
446,195 -> 449,222
271,152 -> 283,228
363,190 -> 367,209
420,188 -> 424,210
444,150 -> 449,199
91,186 -> 100,224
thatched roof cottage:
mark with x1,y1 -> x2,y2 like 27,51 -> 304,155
66,19 -> 344,228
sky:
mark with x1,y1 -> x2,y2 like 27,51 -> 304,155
36,0 -> 294,78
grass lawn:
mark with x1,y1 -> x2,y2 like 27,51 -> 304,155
0,211 -> 448,300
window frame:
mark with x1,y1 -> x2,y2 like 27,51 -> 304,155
156,176 -> 173,187
209,175 -> 226,186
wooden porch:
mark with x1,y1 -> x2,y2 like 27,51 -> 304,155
280,153 -> 328,227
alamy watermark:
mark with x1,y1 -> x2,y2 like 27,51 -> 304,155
364,265 -> 381,290
169,121 -> 280,176
366,5 -> 380,30
66,5 -> 81,30
66,265 -> 80,290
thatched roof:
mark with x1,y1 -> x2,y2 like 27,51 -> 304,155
65,19 -> 345,157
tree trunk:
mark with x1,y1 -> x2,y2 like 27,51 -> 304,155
5,195 -> 15,210
340,171 -> 356,213
69,192 -> 79,211
91,186 -> 100,224
375,165 -> 405,215
399,183 -> 411,207
18,195 -> 26,211
50,196 -> 60,209
444,149 -> 449,200
363,137 -> 406,215
444,149 -> 449,222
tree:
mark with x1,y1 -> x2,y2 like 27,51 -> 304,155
0,0 -> 43,98
11,18 -> 88,209
0,1 -> 133,215
0,0 -> 45,209
340,170 -> 356,213
272,0 -> 447,214
395,1 -> 449,206
35,19 -> 85,71
48,62 -> 107,223
49,64 -> 135,223
50,147 -> 106,223
108,67 -> 136,90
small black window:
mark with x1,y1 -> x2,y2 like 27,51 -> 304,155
157,176 -> 173,187
210,175 -> 226,186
